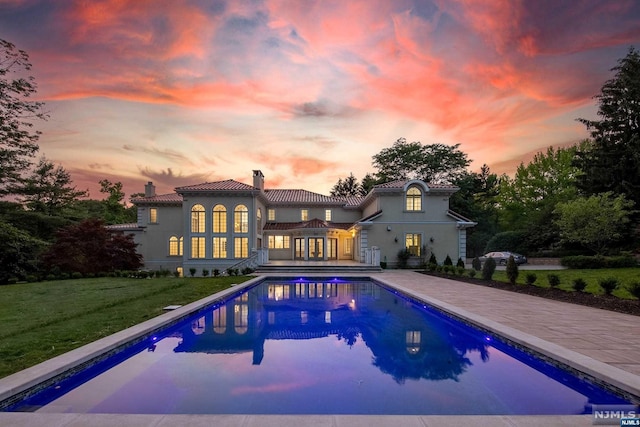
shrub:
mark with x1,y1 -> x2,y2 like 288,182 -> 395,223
242,267 -> 253,275
429,253 -> 438,266
599,277 -> 618,295
443,255 -> 453,266
443,265 -> 451,274
456,258 -> 465,268
456,267 -> 465,276
202,269 -> 209,277
547,274 -> 560,288
213,268 -> 220,277
72,272 -> 83,279
481,257 -> 496,280
189,268 -> 196,277
628,281 -> 640,299
572,278 -> 588,292
468,269 -> 476,278
397,248 -> 412,269
560,254 -> 637,269
472,257 -> 481,271
506,256 -> 519,285
226,268 -> 233,276
428,263 -> 437,272
173,270 -> 181,278
525,273 -> 537,285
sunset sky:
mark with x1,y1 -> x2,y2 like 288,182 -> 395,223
2,0 -> 640,198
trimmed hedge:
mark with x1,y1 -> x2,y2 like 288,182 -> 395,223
560,255 -> 637,269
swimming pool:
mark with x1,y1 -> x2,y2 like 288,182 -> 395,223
4,278 -> 633,414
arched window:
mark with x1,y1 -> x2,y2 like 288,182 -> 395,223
169,236 -> 179,256
234,204 -> 248,233
213,306 -> 227,334
191,204 -> 205,233
406,187 -> 422,211
213,205 -> 227,233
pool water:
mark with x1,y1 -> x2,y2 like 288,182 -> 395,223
9,279 -> 630,414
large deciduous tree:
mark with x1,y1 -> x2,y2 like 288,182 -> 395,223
0,39 -> 46,195
372,138 -> 470,184
99,179 -> 136,224
42,218 -> 142,275
497,145 -> 580,249
575,47 -> 640,207
554,192 -> 634,255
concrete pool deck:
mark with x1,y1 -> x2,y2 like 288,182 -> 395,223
0,271 -> 638,426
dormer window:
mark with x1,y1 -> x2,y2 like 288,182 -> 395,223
406,187 -> 422,211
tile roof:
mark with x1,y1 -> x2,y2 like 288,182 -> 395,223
106,223 -> 142,231
131,193 -> 183,204
176,179 -> 256,192
264,189 -> 346,205
374,180 -> 458,190
264,219 -> 353,231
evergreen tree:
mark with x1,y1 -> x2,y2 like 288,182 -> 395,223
18,157 -> 88,216
575,47 -> 640,207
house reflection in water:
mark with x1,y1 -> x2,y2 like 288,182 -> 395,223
174,281 -> 490,383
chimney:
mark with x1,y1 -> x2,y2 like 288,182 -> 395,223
253,170 -> 264,192
144,181 -> 156,197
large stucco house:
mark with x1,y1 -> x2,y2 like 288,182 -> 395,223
113,170 -> 475,275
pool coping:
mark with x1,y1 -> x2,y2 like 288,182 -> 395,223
0,273 -> 638,426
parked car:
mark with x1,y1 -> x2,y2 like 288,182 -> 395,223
479,251 -> 527,265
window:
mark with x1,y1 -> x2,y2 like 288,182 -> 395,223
213,237 -> 227,258
405,233 -> 422,256
301,209 -> 308,221
191,236 -> 206,258
234,205 -> 248,233
325,209 -> 332,221
191,204 -> 205,233
234,237 -> 249,258
268,208 -> 275,221
213,205 -> 227,233
257,208 -> 262,233
406,187 -> 422,211
268,235 -> 290,249
169,236 -> 183,256
213,306 -> 226,334
234,294 -> 248,334
149,208 -> 158,223
344,238 -> 352,255
406,330 -> 421,354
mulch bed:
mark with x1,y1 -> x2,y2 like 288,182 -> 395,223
420,271 -> 640,317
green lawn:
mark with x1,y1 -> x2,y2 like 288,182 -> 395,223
0,276 -> 248,379
491,268 -> 640,299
